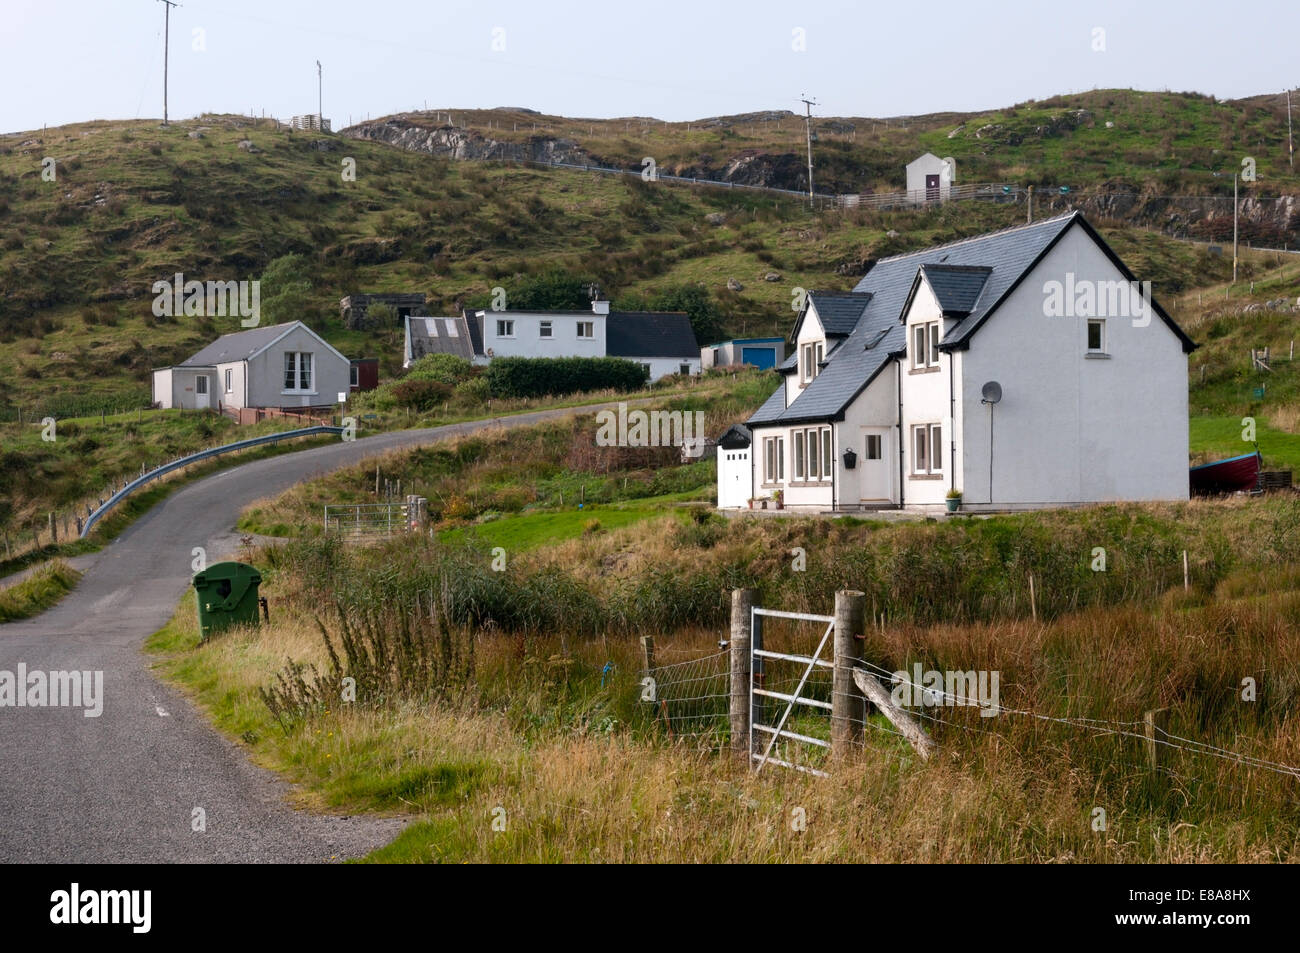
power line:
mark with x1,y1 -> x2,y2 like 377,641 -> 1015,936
799,94 -> 818,202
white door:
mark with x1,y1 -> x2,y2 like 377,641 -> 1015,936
719,448 -> 752,508
859,427 -> 891,502
194,374 -> 210,409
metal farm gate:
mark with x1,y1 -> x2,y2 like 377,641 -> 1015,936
749,607 -> 839,776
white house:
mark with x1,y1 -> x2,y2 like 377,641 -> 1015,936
700,337 -> 786,371
905,152 -> 956,204
718,212 -> 1196,513
152,321 -> 351,412
462,298 -> 700,381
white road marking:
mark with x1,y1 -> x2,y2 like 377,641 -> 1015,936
155,705 -> 170,717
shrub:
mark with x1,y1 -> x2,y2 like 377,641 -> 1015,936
484,356 -> 647,399
389,378 -> 452,411
407,353 -> 475,386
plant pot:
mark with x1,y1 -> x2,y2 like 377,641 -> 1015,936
775,500 -> 785,510
747,499 -> 754,509
946,497 -> 961,513
760,500 -> 768,510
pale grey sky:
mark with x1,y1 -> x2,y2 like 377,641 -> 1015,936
2,0 -> 1296,134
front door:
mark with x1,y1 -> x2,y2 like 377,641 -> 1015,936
194,374 -> 210,409
925,173 -> 940,202
859,427 -> 892,503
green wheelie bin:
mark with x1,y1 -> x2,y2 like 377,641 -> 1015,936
193,561 -> 263,641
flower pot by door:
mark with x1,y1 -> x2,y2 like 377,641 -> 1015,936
946,497 -> 961,513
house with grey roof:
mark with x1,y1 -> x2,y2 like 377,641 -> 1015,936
151,320 -> 351,413
720,212 -> 1195,513
403,313 -> 478,368
460,297 -> 699,381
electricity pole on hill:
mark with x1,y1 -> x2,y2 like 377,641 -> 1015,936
800,95 -> 818,203
157,0 -> 179,125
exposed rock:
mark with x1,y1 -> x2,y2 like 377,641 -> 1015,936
764,272 -> 782,282
726,277 -> 744,291
237,139 -> 257,152
886,229 -> 899,238
705,212 -> 727,226
187,130 -> 204,139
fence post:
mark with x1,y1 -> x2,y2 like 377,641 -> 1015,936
729,588 -> 756,760
832,590 -> 866,758
640,635 -> 655,673
1144,708 -> 1169,771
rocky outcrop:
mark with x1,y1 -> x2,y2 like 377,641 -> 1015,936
344,114 -> 593,166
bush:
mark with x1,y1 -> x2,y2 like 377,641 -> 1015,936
407,353 -> 475,386
389,378 -> 452,411
484,356 -> 647,399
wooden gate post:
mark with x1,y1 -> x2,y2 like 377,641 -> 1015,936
729,588 -> 757,759
832,590 -> 866,758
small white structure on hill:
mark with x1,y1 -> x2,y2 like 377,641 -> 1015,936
906,152 -> 956,204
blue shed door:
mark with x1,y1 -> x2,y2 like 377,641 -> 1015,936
740,346 -> 776,369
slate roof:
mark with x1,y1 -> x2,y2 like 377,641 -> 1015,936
919,264 -> 991,315
464,310 -> 485,356
750,211 -> 1194,427
606,311 -> 698,358
179,322 -> 300,367
802,291 -> 873,337
406,315 -> 476,363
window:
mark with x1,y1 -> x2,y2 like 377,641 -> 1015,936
224,369 -> 232,394
912,423 -> 943,475
680,363 -> 692,376
1087,318 -> 1105,353
639,363 -> 652,379
577,321 -> 594,339
791,427 -> 832,481
801,342 -> 826,383
496,319 -> 515,338
283,352 -> 313,392
912,321 -> 940,369
763,436 -> 785,483
539,320 -> 553,338
195,375 -> 208,395
350,364 -> 359,388
865,434 -> 882,460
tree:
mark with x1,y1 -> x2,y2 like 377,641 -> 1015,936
259,254 -> 315,327
618,284 -> 725,345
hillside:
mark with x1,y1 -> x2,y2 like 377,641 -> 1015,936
0,99 -> 1284,422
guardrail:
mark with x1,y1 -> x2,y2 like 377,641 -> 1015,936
79,425 -> 344,538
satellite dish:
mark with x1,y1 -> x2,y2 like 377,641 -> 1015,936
981,381 -> 1002,404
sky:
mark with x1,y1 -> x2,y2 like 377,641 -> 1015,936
2,0 -> 1298,135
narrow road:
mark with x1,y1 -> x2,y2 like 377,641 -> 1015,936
0,404 -> 623,862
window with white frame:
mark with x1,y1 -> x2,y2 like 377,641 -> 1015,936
539,320 -> 553,338
912,321 -> 940,369
801,341 -> 825,383
496,319 -> 515,338
195,375 -> 208,395
349,364 -> 359,388
865,433 -> 882,460
1087,318 -> 1105,353
577,321 -> 594,339
224,368 -> 233,394
792,426 -> 832,481
763,436 -> 785,483
283,352 -> 313,392
911,423 -> 943,475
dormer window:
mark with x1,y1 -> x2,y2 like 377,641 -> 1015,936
801,341 -> 825,384
912,321 -> 940,370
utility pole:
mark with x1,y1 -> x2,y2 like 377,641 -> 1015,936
800,95 -> 817,202
1233,172 -> 1239,284
1288,88 -> 1294,171
316,60 -> 323,129
158,0 -> 179,125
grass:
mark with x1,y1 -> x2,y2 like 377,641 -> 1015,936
1190,415 -> 1300,469
437,503 -> 690,552
0,560 -> 80,622
142,508 -> 1300,862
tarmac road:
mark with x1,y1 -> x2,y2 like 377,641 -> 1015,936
0,404 -> 625,862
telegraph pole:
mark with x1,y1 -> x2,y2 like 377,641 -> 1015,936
1288,88 -> 1294,171
158,0 -> 179,125
800,95 -> 817,202
1233,172 -> 1239,284
316,60 -> 323,129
